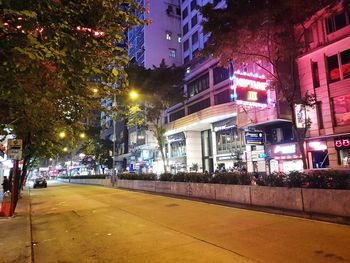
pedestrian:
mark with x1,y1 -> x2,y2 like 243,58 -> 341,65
2,176 -> 10,193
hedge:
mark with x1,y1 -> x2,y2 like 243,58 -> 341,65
58,175 -> 107,179
118,170 -> 350,190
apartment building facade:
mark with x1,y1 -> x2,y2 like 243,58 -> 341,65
297,1 -> 350,170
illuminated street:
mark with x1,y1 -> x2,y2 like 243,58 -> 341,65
29,182 -> 350,263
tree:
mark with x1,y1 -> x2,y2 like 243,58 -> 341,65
201,0 -> 342,169
127,61 -> 185,173
79,126 -> 113,175
0,1 -> 142,183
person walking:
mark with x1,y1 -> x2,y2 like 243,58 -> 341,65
2,176 -> 10,193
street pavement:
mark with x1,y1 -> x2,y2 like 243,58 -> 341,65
2,181 -> 350,263
0,188 -> 32,263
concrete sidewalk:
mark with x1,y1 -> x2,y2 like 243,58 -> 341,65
0,188 -> 32,263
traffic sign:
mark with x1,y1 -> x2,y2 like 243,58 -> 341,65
7,139 -> 23,160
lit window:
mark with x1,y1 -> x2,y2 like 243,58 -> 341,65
166,31 -> 172,40
178,34 -> 182,43
326,10 -> 349,34
169,49 -> 176,58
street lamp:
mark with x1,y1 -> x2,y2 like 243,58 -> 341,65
112,90 -> 140,186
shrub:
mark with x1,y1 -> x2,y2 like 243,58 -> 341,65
159,173 -> 173,181
58,175 -> 107,179
212,172 -> 240,184
118,173 -> 156,181
184,172 -> 212,183
263,172 -> 285,187
285,171 -> 305,188
304,170 -> 349,189
172,172 -> 186,182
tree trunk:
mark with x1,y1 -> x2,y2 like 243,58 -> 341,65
291,106 -> 308,170
159,144 -> 167,173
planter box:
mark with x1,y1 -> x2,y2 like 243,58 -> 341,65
58,178 -> 350,218
190,183 -> 216,199
302,188 -> 350,217
215,184 -> 251,205
117,180 -> 135,189
251,186 -> 303,211
133,180 -> 156,191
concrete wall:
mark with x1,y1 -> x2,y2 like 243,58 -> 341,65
59,178 -> 350,218
58,178 -> 112,187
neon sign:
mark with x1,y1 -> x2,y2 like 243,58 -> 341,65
334,138 -> 350,150
307,141 -> 327,151
230,70 -> 271,107
271,143 -> 301,159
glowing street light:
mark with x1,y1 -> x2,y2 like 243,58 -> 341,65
129,90 -> 139,100
63,147 -> 68,152
79,132 -> 86,139
59,131 -> 66,139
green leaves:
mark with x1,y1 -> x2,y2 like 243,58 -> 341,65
0,0 -> 143,162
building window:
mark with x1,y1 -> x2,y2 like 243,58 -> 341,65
191,31 -> 198,44
327,54 -> 340,83
183,23 -> 189,35
213,66 -> 229,85
187,73 -> 209,97
190,0 -> 197,10
305,27 -> 314,44
326,10 -> 349,34
178,34 -> 182,43
188,98 -> 211,114
311,61 -> 320,88
166,5 -> 173,15
169,48 -> 176,58
341,49 -> 350,79
327,48 -> 350,83
171,140 -> 186,157
184,56 -> 190,64
191,14 -> 198,27
176,7 -> 181,16
166,31 -> 172,40
316,101 -> 324,129
182,7 -> 188,18
333,93 -> 350,126
169,109 -> 185,122
183,39 -> 189,51
214,89 -> 231,105
216,128 -> 241,155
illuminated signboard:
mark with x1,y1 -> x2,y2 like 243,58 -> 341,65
270,143 -> 301,159
307,141 -> 327,151
334,137 -> 350,150
230,70 -> 271,107
245,131 -> 264,145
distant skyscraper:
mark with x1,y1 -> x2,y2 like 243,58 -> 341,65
128,0 -> 182,68
180,0 -> 225,64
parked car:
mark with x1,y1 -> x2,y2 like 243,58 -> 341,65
33,178 -> 47,188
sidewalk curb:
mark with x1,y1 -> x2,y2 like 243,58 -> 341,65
18,188 -> 33,263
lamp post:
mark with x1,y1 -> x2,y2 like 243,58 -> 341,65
60,132 -> 86,182
112,94 -> 117,186
111,90 -> 139,186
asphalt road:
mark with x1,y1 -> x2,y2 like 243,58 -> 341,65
29,181 -> 350,263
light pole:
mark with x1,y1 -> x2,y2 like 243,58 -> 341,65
111,90 -> 139,186
112,94 -> 117,186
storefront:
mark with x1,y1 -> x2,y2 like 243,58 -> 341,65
167,132 -> 187,173
212,118 -> 244,171
334,136 -> 350,167
245,131 -> 265,173
306,140 -> 329,169
270,143 -> 303,173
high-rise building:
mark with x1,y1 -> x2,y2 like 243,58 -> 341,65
128,0 -> 182,68
180,0 -> 225,64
